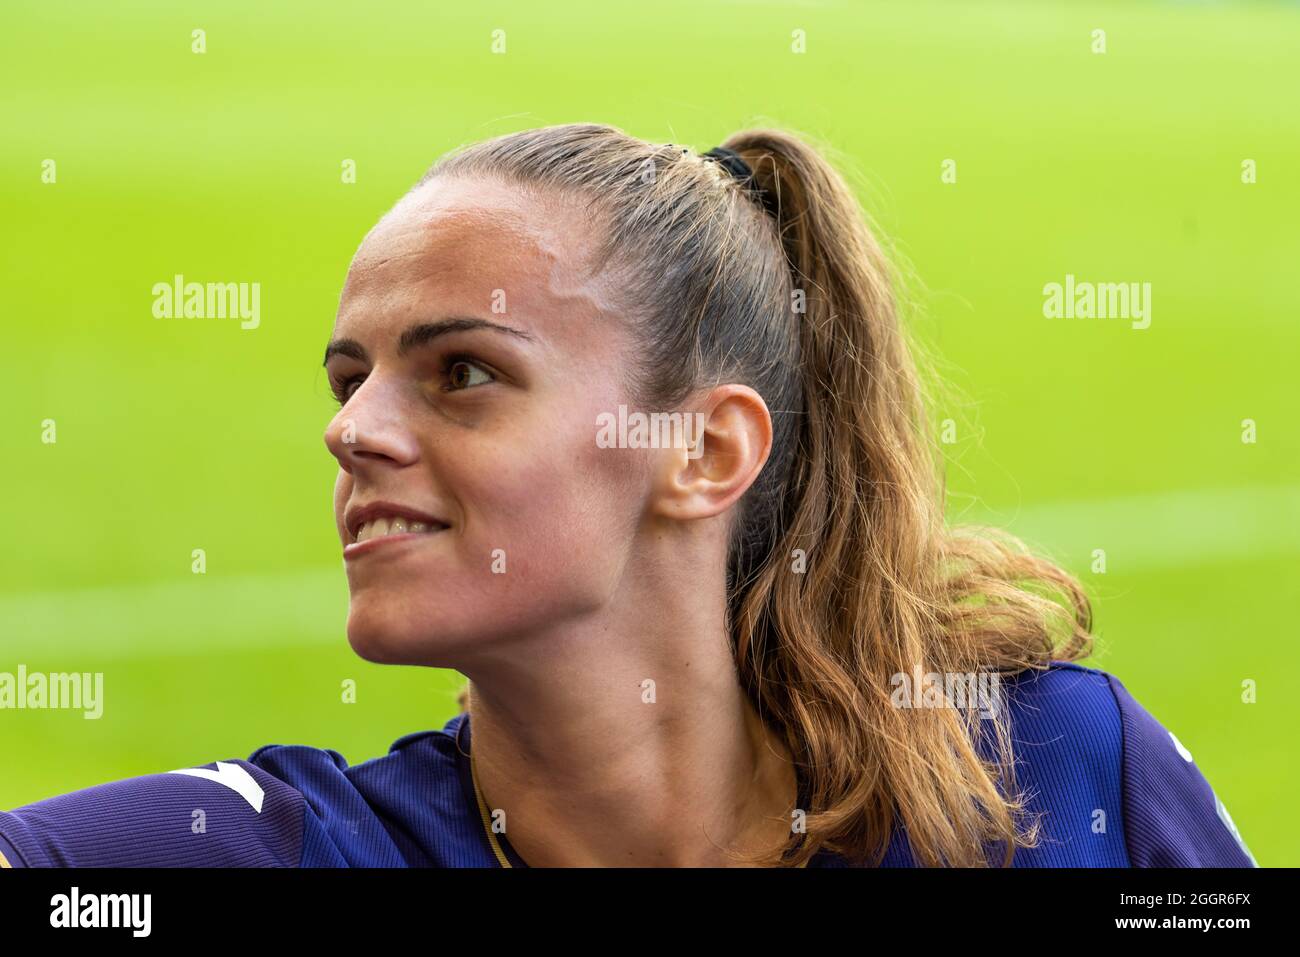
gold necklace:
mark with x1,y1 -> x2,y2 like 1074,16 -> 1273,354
468,730 -> 514,868
469,733 -> 810,868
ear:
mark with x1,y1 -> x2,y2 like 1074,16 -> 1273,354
649,385 -> 773,522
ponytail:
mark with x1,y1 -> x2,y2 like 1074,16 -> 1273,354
719,130 -> 1091,866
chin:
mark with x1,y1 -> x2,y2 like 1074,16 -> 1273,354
344,600 -> 463,667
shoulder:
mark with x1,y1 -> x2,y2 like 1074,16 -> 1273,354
0,758 -> 307,867
1099,668 -> 1258,866
246,718 -> 473,866
0,721 -> 468,868
992,661 -> 1256,867
995,661 -> 1125,775
999,660 -> 1119,734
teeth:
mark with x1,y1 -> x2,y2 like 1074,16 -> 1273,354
353,515 -> 443,543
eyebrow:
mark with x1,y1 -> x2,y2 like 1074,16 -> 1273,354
322,316 -> 536,366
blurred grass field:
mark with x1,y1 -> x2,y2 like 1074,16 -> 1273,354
2,0 -> 1296,864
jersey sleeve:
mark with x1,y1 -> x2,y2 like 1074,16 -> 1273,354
1106,673 -> 1258,867
0,758 -> 310,867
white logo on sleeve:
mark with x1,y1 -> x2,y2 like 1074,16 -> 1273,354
1214,795 -> 1258,866
1168,730 -> 1257,865
167,762 -> 265,812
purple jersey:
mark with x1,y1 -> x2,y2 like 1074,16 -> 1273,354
0,662 -> 1257,867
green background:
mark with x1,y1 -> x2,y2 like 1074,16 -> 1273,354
2,1 -> 1295,864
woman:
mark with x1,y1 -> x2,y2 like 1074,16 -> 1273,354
0,124 -> 1256,868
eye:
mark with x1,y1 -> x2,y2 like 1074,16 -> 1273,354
331,374 -> 366,406
445,357 -> 495,391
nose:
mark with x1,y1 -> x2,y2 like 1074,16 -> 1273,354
324,375 -> 421,474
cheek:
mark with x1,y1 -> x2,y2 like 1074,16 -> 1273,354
451,407 -> 646,603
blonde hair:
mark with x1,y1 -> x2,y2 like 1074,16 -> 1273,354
429,123 -> 1092,867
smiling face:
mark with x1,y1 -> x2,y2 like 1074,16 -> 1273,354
323,175 -> 650,667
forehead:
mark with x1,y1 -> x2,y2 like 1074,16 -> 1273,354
335,175 -> 614,346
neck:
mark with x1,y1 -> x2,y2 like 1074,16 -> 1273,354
455,535 -> 798,867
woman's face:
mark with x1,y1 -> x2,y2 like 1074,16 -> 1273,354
323,175 -> 648,667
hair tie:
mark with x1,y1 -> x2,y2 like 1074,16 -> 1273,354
701,146 -> 779,218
